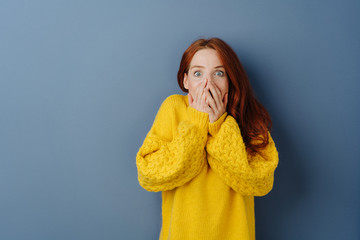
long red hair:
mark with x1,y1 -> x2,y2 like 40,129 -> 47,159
177,38 -> 272,155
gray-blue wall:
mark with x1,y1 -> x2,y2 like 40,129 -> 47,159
1,1 -> 359,239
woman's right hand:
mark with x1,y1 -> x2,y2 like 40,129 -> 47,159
188,79 -> 211,113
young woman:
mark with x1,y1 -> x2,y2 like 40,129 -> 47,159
136,37 -> 279,240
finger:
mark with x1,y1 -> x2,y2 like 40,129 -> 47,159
196,80 -> 207,104
206,96 -> 215,114
202,87 -> 208,107
201,89 -> 211,113
213,83 -> 222,105
207,82 -> 221,109
199,80 -> 208,103
207,81 -> 221,105
204,91 -> 213,113
208,81 -> 221,96
205,89 -> 218,113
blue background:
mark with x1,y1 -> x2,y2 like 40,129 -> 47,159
1,0 -> 359,239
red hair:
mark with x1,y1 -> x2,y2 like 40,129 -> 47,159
177,38 -> 272,155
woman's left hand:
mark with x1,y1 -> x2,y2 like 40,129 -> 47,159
204,81 -> 228,123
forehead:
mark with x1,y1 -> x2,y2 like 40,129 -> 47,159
190,49 -> 223,67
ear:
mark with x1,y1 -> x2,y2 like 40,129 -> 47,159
183,73 -> 189,90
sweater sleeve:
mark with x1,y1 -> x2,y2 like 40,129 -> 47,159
206,114 -> 279,196
136,95 -> 209,192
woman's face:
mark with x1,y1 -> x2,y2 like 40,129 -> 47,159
183,49 -> 229,102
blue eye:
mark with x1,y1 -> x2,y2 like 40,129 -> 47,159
194,71 -> 202,77
215,71 -> 224,77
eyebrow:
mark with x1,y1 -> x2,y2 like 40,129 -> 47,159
190,65 -> 225,70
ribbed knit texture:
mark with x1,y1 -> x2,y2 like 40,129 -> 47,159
136,94 -> 279,240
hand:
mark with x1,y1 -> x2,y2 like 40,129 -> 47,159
188,79 -> 212,114
204,81 -> 228,123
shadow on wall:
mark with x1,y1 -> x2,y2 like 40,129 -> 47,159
244,58 -> 309,239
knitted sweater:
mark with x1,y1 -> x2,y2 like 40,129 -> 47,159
136,94 -> 279,240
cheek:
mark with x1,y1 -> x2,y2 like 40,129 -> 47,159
224,80 -> 229,92
224,83 -> 229,92
217,81 -> 229,94
189,81 -> 203,91
187,83 -> 197,96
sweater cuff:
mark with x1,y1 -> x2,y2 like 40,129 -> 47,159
209,112 -> 228,136
187,106 -> 209,130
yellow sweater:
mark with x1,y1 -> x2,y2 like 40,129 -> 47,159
136,94 -> 279,240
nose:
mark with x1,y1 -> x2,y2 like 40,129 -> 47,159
202,74 -> 211,82
206,77 -> 215,86
201,73 -> 215,86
